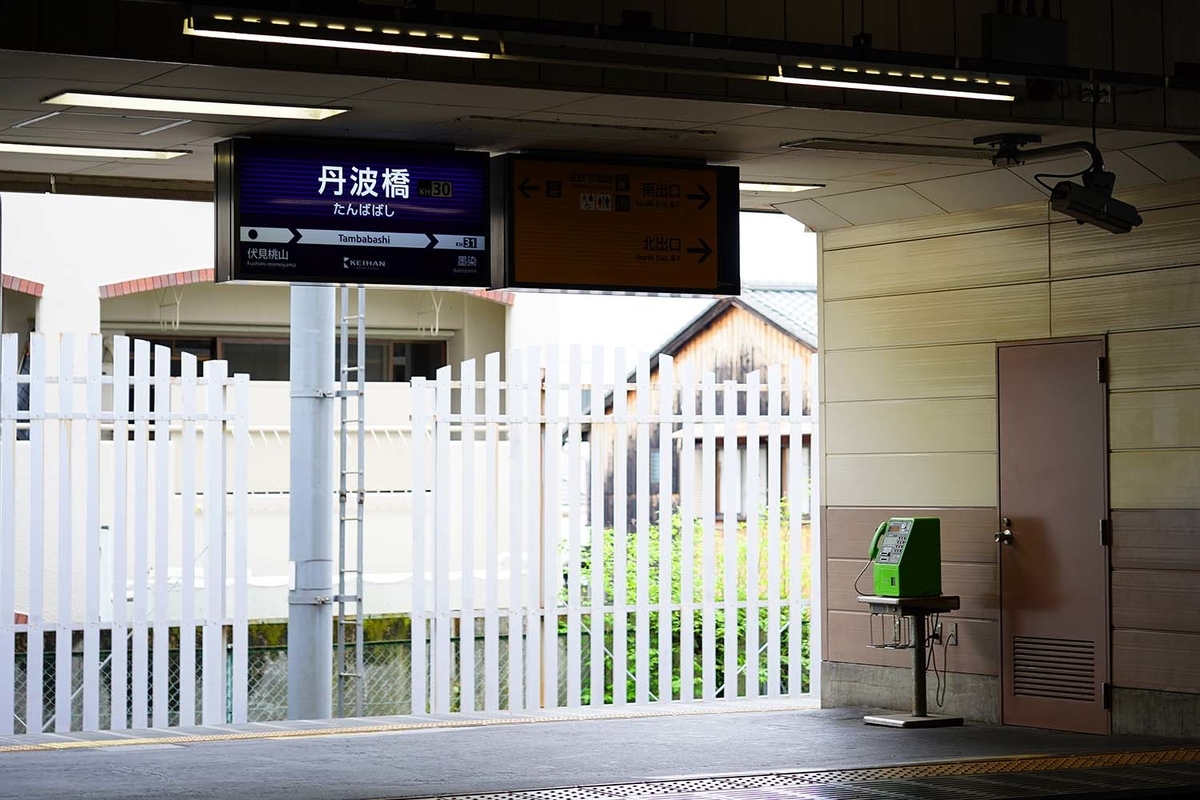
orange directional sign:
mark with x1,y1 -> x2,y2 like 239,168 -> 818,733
492,156 -> 740,294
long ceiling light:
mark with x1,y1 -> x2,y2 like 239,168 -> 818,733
739,182 -> 824,192
0,142 -> 189,159
43,91 -> 346,120
771,74 -> 1015,101
771,64 -> 1015,102
183,14 -> 492,60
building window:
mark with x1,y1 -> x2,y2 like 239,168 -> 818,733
119,335 -> 446,382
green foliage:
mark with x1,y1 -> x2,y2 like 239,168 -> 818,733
568,500 -> 811,704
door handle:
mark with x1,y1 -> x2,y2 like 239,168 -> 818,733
995,517 -> 1013,545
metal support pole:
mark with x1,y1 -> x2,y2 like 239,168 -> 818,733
911,613 -> 927,718
288,284 -> 336,720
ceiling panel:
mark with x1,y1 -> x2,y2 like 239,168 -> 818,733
540,94 -> 771,124
815,185 -> 947,225
894,118 -> 1093,145
136,65 -> 395,100
0,152 -> 113,174
910,167 -> 1045,212
354,80 -> 592,111
737,151 -> 917,181
0,77 -> 135,113
848,162 -> 989,183
17,110 -> 186,135
774,198 -> 852,231
727,107 -> 941,134
1124,142 -> 1200,182
72,157 -> 218,182
0,51 -> 177,85
1007,149 -> 1163,192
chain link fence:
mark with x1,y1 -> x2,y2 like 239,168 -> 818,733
12,612 -> 808,730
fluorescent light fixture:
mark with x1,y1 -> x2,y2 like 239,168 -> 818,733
183,17 -> 490,59
0,141 -> 189,159
770,74 -> 1015,101
739,182 -> 824,192
781,136 -> 992,161
44,91 -> 347,120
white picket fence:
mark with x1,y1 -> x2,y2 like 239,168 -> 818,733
408,346 -> 820,713
0,333 -> 248,734
1,335 -> 817,731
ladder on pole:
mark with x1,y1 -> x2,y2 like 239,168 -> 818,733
336,285 -> 367,717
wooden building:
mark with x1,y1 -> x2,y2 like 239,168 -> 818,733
590,284 -> 817,529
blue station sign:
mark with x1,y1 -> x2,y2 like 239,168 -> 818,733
215,138 -> 490,286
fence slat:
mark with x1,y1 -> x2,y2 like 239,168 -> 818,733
482,352 -> 501,713
766,364 -> 783,698
564,347 -> 582,709
505,349 -> 524,713
588,346 -> 605,709
110,337 -> 130,730
523,347 -> 541,711
130,339 -> 151,730
656,355 -> 674,704
611,349 -> 629,707
232,373 -> 250,723
178,352 -> 198,727
460,358 -> 477,714
56,334 -> 76,733
806,355 -> 821,699
152,345 -> 171,728
26,335 -> 46,733
633,353 -> 650,705
0,334 -> 17,735
83,336 -> 103,731
202,359 -> 227,725
410,377 -> 430,715
745,369 -> 761,699
699,372 -> 716,701
541,346 -> 560,709
433,365 -> 452,714
720,379 -> 738,700
787,359 -> 803,698
678,362 -> 697,701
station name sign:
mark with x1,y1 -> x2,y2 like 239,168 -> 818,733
215,138 -> 489,286
492,155 -> 740,294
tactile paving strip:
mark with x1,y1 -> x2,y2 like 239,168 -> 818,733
406,748 -> 1200,800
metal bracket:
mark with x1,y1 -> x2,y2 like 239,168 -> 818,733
290,390 -> 336,399
289,590 -> 332,606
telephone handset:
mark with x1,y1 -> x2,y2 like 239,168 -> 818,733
868,520 -> 888,561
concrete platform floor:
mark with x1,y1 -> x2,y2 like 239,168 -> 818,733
0,700 -> 1194,800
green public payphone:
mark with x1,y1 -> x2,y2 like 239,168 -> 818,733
868,517 -> 942,597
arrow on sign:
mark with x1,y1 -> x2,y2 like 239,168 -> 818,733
426,233 -> 439,249
687,238 -> 713,264
519,177 -> 541,199
289,227 -> 302,244
687,184 -> 712,210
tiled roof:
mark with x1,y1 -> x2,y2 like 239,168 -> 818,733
100,269 -> 213,299
1,274 -> 45,298
736,284 -> 818,349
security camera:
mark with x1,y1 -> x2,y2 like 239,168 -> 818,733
1050,181 -> 1143,234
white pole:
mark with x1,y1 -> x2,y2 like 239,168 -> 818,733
288,285 -> 336,720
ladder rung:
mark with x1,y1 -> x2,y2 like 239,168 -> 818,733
337,672 -> 363,679
334,594 -> 361,603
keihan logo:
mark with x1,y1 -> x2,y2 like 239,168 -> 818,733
343,256 -> 386,269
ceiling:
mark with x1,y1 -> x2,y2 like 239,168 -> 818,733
2,48 -> 1199,229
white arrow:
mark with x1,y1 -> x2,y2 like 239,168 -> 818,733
239,227 -> 485,250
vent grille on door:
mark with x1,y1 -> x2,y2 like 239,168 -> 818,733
1013,637 -> 1095,701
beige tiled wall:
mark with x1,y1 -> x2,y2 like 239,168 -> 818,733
818,176 -> 1200,695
